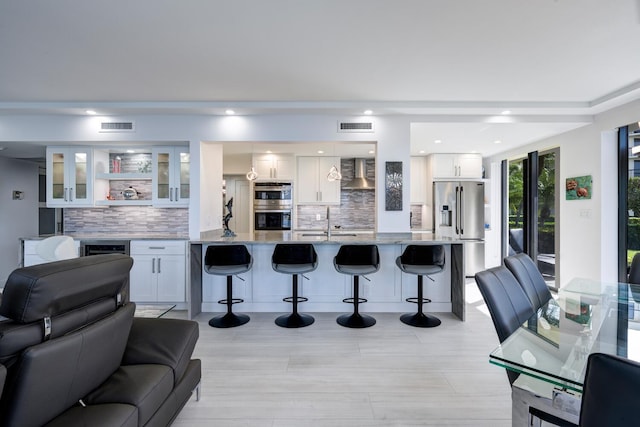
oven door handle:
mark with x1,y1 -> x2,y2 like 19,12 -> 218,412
254,209 -> 292,213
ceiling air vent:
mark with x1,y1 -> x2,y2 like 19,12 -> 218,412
99,121 -> 135,133
337,121 -> 374,133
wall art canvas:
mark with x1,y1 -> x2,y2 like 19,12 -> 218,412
566,175 -> 592,200
385,161 -> 402,211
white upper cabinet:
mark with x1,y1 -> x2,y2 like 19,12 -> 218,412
296,156 -> 341,204
254,154 -> 294,180
429,153 -> 482,179
410,156 -> 426,204
152,147 -> 190,207
46,147 -> 94,207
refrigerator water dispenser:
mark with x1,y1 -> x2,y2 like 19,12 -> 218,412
440,206 -> 452,226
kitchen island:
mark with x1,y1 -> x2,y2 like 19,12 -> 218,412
189,231 -> 466,321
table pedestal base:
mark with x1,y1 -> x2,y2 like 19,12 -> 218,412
511,377 -> 579,426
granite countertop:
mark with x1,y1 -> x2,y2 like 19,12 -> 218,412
193,230 -> 460,245
21,234 -> 189,241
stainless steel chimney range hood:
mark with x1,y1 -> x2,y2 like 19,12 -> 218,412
341,158 -> 375,190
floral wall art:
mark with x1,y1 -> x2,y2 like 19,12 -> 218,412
566,175 -> 592,200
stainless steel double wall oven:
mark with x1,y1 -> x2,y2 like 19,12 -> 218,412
253,182 -> 292,231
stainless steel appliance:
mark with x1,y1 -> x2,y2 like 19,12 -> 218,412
80,240 -> 130,256
253,182 -> 292,233
433,181 -> 485,276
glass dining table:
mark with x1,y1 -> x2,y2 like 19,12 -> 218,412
490,277 -> 640,393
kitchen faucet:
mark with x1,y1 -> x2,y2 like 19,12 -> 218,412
326,206 -> 331,240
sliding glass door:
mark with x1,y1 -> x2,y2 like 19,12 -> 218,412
506,149 -> 558,290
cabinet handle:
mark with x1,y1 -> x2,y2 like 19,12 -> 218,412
152,258 -> 156,274
148,246 -> 166,250
158,257 -> 161,273
175,187 -> 179,202
169,188 -> 174,202
64,188 -> 68,202
319,191 -> 322,201
69,188 -> 74,202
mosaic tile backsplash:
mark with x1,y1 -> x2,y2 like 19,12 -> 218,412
64,207 -> 188,235
296,158 -> 376,230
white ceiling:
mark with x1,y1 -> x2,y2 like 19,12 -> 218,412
1,0 -> 639,159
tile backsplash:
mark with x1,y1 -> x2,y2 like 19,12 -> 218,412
296,158 -> 376,230
64,207 -> 188,235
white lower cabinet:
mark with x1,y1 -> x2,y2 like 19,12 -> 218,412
130,240 -> 186,303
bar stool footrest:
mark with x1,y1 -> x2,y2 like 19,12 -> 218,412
217,298 -> 244,305
400,312 -> 441,328
342,297 -> 368,304
209,312 -> 250,328
405,297 -> 432,304
283,296 -> 308,303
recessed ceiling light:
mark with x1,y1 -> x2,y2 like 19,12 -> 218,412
85,110 -> 96,115
225,109 -> 235,115
126,149 -> 135,153
317,150 -> 324,154
434,140 -> 442,144
494,140 -> 502,144
419,150 -> 425,154
364,110 -> 373,115
266,150 -> 272,154
501,110 -> 511,115
368,150 -> 375,154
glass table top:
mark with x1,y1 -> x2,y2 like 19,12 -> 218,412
489,278 -> 640,392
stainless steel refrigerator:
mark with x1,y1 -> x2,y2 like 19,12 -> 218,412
433,181 -> 485,277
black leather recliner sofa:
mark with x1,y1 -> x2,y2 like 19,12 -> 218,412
0,254 -> 201,427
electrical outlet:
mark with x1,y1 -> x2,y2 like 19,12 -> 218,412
316,214 -> 322,220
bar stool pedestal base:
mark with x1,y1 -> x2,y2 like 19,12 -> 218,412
337,313 -> 376,328
209,312 -> 250,328
275,312 -> 314,328
400,312 -> 441,328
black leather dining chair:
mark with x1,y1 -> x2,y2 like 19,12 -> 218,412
474,265 -> 535,385
528,353 -> 640,427
504,253 -> 553,310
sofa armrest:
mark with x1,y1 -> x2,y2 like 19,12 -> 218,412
122,318 -> 198,383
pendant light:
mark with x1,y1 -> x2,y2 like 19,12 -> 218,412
246,144 -> 258,181
326,144 -> 342,182
327,165 -> 342,182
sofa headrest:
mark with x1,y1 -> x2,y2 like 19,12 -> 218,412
0,254 -> 133,323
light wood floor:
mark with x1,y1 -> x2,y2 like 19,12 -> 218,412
171,282 -> 512,426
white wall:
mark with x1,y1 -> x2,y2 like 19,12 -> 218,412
487,99 -> 640,286
0,157 -> 39,283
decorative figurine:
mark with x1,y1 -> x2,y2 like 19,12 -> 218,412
222,197 -> 236,237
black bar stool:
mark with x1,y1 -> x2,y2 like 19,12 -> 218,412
204,244 -> 252,328
334,244 -> 379,328
272,243 -> 318,328
396,244 -> 445,327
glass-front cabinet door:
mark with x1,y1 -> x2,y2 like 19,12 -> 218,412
152,147 -> 189,207
46,147 -> 93,207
